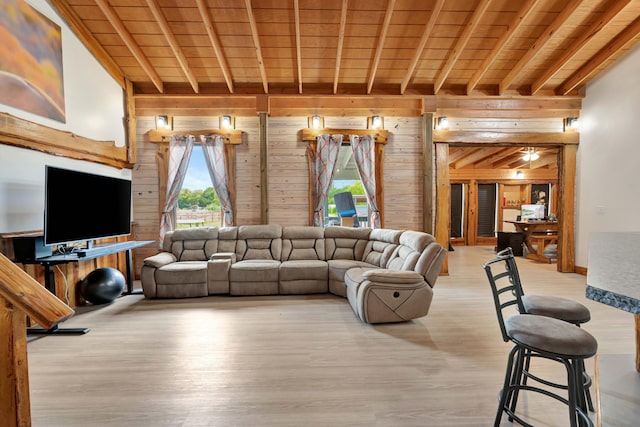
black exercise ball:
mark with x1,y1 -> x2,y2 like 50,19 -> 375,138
80,268 -> 126,304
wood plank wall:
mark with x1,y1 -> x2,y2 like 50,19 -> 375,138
131,115 -> 426,275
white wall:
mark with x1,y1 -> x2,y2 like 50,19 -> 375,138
575,44 -> 640,267
0,0 -> 128,233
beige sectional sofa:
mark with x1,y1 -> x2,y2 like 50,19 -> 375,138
141,225 -> 446,323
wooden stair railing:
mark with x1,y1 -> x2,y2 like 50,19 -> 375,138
0,252 -> 74,427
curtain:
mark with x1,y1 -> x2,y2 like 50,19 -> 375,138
159,135 -> 194,244
313,134 -> 342,226
201,135 -> 233,226
350,134 -> 380,228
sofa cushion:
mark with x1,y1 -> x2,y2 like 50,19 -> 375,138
156,261 -> 208,284
327,259 -> 377,297
167,227 -> 219,261
362,228 -> 402,267
230,260 -> 281,282
280,260 -> 328,281
236,225 -> 282,261
282,226 -> 326,261
324,226 -> 371,261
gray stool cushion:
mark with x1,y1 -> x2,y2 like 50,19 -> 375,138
522,295 -> 591,324
506,314 -> 598,357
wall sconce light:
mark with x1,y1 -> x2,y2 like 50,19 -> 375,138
310,115 -> 323,129
516,171 -> 524,179
436,116 -> 449,130
220,115 -> 235,129
564,117 -> 579,131
156,115 -> 171,130
369,115 -> 383,130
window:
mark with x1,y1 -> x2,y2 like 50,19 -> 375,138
477,183 -> 497,237
450,183 -> 464,239
177,145 -> 221,228
326,144 -> 368,227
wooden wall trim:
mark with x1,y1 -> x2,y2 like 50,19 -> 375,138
0,113 -> 129,169
148,128 -> 243,145
558,144 -> 577,272
300,128 -> 389,144
422,113 -> 434,234
434,130 -> 579,145
259,112 -> 268,224
435,143 -> 450,274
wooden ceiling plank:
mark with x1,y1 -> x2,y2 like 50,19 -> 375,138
367,0 -> 396,95
466,0 -> 537,95
433,0 -> 492,94
145,0 -> 199,94
531,0 -> 632,95
95,0 -> 164,93
400,0 -> 445,94
245,0 -> 269,94
559,15 -> 640,95
294,0 -> 303,94
195,0 -> 234,94
334,0 -> 349,95
474,147 -> 524,168
453,146 -> 496,169
498,0 -> 584,95
48,0 -> 125,87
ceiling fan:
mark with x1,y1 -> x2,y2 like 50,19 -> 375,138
521,147 -> 540,161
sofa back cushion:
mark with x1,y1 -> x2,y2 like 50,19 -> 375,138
387,230 -> 433,271
324,226 -> 371,261
236,224 -> 283,261
217,226 -> 238,253
281,226 -> 325,261
168,227 -> 219,261
361,228 -> 402,267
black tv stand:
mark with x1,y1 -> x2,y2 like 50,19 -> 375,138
21,240 -> 154,335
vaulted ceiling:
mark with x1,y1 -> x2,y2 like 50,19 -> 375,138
52,0 -> 640,97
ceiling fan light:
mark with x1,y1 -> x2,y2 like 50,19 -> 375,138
523,153 -> 531,161
530,152 -> 539,161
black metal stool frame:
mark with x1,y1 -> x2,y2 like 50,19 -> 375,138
496,247 -> 594,412
484,250 -> 595,427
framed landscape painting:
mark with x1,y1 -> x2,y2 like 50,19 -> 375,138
0,0 -> 65,122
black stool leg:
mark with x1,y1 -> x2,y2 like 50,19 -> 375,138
495,345 -> 519,427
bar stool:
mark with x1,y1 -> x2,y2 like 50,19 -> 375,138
497,247 -> 594,411
484,252 -> 597,427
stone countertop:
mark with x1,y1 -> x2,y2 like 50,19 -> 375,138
586,232 -> 640,315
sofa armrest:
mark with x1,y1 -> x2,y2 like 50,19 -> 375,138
362,269 -> 424,284
210,252 -> 237,263
143,252 -> 177,268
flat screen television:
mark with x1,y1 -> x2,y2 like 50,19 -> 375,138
520,204 -> 545,220
44,166 -> 132,245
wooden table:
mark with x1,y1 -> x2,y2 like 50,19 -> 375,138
504,220 -> 558,262
586,232 -> 640,372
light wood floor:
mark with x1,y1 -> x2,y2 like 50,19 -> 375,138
27,246 -> 638,426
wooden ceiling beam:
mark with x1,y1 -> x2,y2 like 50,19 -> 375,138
195,0 -> 234,94
452,147 -> 496,169
245,0 -> 269,94
466,0 -> 537,95
474,147 -> 523,168
367,0 -> 396,95
532,0 -> 632,95
294,0 -> 303,94
95,0 -> 164,93
434,0 -> 491,94
558,16 -> 640,95
48,0 -> 125,88
145,0 -> 199,94
334,0 -> 349,95
400,0 -> 445,95
499,0 -> 583,95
